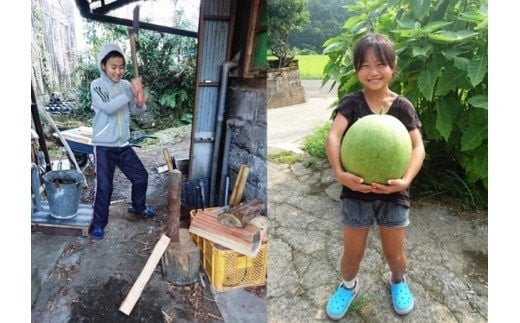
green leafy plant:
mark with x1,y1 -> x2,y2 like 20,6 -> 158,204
302,122 -> 331,159
322,0 -> 488,200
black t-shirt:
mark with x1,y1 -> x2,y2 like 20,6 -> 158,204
333,91 -> 422,207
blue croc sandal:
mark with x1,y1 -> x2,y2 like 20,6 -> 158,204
389,277 -> 414,315
326,280 -> 359,320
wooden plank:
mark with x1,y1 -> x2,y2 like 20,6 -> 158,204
31,223 -> 89,237
119,234 -> 171,316
189,210 -> 262,257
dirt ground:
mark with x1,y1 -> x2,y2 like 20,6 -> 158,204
32,127 -> 266,322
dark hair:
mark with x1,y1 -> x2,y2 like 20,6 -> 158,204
353,33 -> 396,72
101,50 -> 125,66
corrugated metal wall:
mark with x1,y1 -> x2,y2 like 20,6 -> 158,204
189,0 -> 234,185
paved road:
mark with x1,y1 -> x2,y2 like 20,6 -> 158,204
267,80 -> 337,154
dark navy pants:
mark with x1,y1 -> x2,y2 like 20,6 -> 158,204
91,145 -> 148,230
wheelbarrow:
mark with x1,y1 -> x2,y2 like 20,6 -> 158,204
58,127 -> 157,168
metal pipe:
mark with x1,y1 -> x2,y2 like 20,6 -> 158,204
209,61 -> 238,206
31,163 -> 43,212
219,118 -> 245,205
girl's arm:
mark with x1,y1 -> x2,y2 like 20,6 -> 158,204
326,113 -> 375,193
371,128 -> 425,194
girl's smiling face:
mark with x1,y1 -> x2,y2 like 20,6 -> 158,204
357,48 -> 395,92
103,56 -> 125,83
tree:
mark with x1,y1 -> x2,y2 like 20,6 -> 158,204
323,0 -> 488,203
288,0 -> 354,53
267,0 -> 310,67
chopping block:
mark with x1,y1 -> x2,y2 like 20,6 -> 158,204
161,169 -> 200,285
161,229 -> 200,285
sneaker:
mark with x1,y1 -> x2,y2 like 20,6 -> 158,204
325,280 -> 359,320
91,228 -> 104,240
128,206 -> 155,218
388,276 -> 414,315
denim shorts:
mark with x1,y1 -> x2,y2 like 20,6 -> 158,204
340,198 -> 410,228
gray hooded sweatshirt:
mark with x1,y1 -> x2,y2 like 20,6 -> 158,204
90,43 -> 146,147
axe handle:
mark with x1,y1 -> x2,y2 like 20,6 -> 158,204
129,31 -> 139,78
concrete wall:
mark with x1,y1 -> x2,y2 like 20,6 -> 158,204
267,66 -> 306,109
225,83 -> 267,206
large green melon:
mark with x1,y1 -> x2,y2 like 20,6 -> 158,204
340,114 -> 412,184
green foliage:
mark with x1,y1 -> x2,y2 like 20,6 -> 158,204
73,20 -> 197,130
302,122 -> 331,159
268,150 -> 303,164
267,0 -> 310,68
289,0 -> 355,53
322,0 -> 488,200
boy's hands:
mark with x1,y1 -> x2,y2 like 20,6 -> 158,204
131,77 -> 146,107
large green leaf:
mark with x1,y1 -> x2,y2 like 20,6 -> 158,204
461,144 -> 487,186
412,45 -> 432,58
343,14 -> 368,29
435,98 -> 457,141
436,66 -> 467,96
411,0 -> 431,21
418,65 -> 438,101
467,53 -> 487,86
467,94 -> 488,110
460,110 -> 487,152
427,30 -> 478,43
396,17 -> 420,29
441,48 -> 467,60
422,21 -> 452,33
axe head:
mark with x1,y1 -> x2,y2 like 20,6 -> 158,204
130,5 -> 140,34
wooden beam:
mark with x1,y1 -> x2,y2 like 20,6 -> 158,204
119,234 -> 171,316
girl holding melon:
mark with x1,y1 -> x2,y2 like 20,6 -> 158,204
325,33 -> 425,319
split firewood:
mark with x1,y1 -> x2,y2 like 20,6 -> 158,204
217,199 -> 264,228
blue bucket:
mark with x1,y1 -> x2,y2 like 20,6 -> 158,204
42,170 -> 83,219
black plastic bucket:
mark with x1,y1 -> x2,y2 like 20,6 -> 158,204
42,170 -> 83,219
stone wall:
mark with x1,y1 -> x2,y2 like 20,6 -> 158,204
267,66 -> 306,109
225,82 -> 267,205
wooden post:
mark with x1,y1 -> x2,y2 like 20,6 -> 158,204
165,169 -> 182,242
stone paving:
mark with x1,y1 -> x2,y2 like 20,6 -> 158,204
266,159 -> 488,322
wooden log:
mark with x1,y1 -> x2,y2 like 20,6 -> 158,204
189,210 -> 262,257
217,199 -> 265,228
119,234 -> 171,316
161,229 -> 200,285
165,169 -> 183,242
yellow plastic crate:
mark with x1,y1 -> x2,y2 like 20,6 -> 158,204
190,209 -> 267,292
